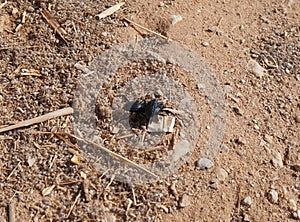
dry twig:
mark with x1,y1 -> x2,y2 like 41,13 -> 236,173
119,14 -> 170,41
7,162 -> 21,180
56,132 -> 159,179
0,107 -> 74,134
8,202 -> 16,222
96,2 -> 125,19
66,190 -> 81,218
41,8 -> 68,44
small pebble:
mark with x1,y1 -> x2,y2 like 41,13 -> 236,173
295,115 -> 300,123
220,144 -> 229,152
271,151 -> 283,168
27,157 -> 36,167
292,210 -> 300,219
215,168 -> 228,182
254,124 -> 260,130
201,41 -> 210,47
12,8 -> 19,17
159,2 -> 165,7
197,158 -> 213,170
267,189 -> 278,203
209,178 -> 219,190
246,59 -> 266,78
264,134 -> 273,143
242,196 -> 252,207
232,106 -> 243,115
178,194 -> 191,208
171,15 -> 183,25
288,199 -> 297,212
243,213 -> 251,222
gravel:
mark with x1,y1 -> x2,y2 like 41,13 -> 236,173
242,196 -> 252,207
215,168 -> 228,182
197,158 -> 213,170
271,151 -> 284,168
267,189 -> 278,204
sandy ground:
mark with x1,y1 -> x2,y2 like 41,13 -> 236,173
0,0 -> 299,221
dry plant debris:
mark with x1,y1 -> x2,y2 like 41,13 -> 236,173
0,0 -> 299,221
0,107 -> 73,133
96,2 -> 125,19
41,8 -> 68,44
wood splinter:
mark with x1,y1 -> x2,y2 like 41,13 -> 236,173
41,8 -> 68,43
8,202 -> 16,222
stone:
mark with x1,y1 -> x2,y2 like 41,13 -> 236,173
267,189 -> 278,203
295,115 -> 300,123
292,210 -> 300,219
209,178 -> 219,190
201,41 -> 210,47
220,144 -> 229,152
197,158 -> 213,170
27,157 -> 36,167
243,213 -> 251,222
178,194 -> 191,208
242,196 -> 252,207
171,15 -> 183,25
232,106 -> 243,116
215,168 -> 228,182
246,59 -> 266,78
271,151 -> 284,168
288,199 -> 297,212
264,134 -> 273,143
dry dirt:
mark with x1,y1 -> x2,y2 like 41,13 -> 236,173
0,0 -> 299,221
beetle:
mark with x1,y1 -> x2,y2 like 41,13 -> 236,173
130,101 -> 144,113
145,99 -> 164,121
130,99 -> 164,125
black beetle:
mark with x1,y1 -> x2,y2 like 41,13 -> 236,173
145,99 -> 164,121
130,101 -> 144,112
130,99 -> 164,125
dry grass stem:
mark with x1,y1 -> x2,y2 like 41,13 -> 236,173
57,132 -> 159,179
96,2 -> 125,19
120,14 -> 170,41
7,162 -> 21,180
67,190 -> 81,218
0,107 -> 74,134
41,8 -> 68,43
8,202 -> 16,222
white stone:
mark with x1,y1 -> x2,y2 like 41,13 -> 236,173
242,196 -> 252,207
178,194 -> 191,208
267,189 -> 278,203
288,199 -> 297,212
292,210 -> 300,219
215,168 -> 228,182
197,158 -> 213,170
246,59 -> 267,78
171,15 -> 183,25
271,151 -> 284,168
201,41 -> 210,47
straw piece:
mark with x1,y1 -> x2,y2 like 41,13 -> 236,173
0,107 -> 74,133
96,2 -> 125,19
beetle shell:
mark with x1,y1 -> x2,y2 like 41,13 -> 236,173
130,101 -> 144,112
145,99 -> 163,120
